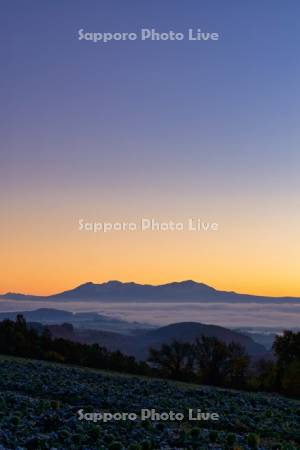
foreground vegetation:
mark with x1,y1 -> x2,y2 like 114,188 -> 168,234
0,315 -> 150,376
0,315 -> 299,399
0,355 -> 299,449
149,333 -> 300,398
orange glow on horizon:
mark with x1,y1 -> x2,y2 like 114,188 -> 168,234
1,184 -> 300,298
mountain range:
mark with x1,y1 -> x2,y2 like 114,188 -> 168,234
1,280 -> 300,303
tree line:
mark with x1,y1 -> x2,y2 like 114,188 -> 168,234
149,337 -> 250,388
149,333 -> 300,398
0,315 -> 149,375
0,315 -> 299,398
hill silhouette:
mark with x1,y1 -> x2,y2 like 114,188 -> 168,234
44,320 -> 268,361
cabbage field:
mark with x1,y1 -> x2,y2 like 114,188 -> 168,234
0,356 -> 299,449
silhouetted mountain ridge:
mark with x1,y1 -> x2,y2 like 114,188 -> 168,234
1,280 -> 299,303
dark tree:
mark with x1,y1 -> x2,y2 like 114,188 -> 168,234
273,331 -> 300,396
224,342 -> 250,388
193,336 -> 250,388
193,336 -> 228,386
148,340 -> 194,380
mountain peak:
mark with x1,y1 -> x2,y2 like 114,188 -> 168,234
104,280 -> 124,286
180,280 -> 198,286
76,282 -> 95,288
163,280 -> 215,290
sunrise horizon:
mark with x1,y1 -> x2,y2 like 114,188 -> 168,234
2,276 -> 300,299
1,4 -> 300,446
2,2 -> 300,303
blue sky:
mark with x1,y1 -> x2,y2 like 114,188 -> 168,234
1,1 -> 300,295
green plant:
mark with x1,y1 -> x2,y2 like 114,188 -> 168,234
247,433 -> 260,449
108,442 -> 123,450
226,432 -> 236,446
209,430 -> 219,443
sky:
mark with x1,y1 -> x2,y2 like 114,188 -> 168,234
1,0 -> 300,296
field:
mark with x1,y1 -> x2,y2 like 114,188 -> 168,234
0,356 -> 299,449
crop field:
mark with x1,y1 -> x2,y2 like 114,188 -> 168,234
0,356 -> 299,449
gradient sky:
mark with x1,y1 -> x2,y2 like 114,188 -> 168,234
1,1 -> 300,296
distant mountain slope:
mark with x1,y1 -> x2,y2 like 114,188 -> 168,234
1,280 -> 300,303
0,308 -> 74,322
139,322 -> 265,353
0,308 -> 154,335
44,321 -> 268,361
